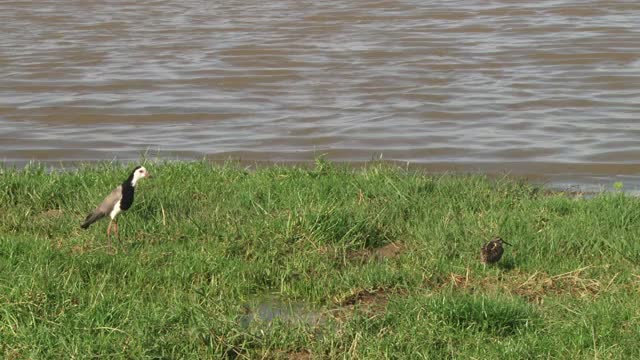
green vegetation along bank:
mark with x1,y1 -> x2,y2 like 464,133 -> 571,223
1,161 -> 640,358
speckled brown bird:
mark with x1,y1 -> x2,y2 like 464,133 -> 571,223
481,237 -> 511,264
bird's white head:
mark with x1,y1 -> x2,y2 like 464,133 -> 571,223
131,166 -> 150,186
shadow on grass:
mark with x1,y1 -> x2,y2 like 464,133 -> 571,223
424,294 -> 541,336
497,257 -> 516,271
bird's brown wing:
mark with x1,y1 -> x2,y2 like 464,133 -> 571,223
97,185 -> 123,214
80,185 -> 123,229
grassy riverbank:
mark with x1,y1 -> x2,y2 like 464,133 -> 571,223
2,161 -> 640,358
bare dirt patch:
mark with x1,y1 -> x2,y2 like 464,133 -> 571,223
348,242 -> 405,262
511,267 -> 604,303
328,288 -> 391,323
286,350 -> 311,360
374,242 -> 404,259
38,209 -> 64,219
70,244 -> 90,254
268,349 -> 312,360
336,287 -> 392,307
436,266 -> 609,304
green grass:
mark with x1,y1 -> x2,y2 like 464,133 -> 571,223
2,160 -> 640,358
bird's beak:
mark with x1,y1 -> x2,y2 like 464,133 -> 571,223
146,172 -> 153,179
503,240 -> 512,246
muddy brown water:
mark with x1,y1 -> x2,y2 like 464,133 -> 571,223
1,1 -> 640,190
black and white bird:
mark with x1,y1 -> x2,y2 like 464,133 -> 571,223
80,166 -> 150,246
480,236 -> 511,265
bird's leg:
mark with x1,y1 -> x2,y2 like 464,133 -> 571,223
114,220 -> 120,242
107,219 -> 113,249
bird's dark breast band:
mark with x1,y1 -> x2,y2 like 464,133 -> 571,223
120,183 -> 135,211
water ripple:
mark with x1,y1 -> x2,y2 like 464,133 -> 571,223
1,0 -> 640,187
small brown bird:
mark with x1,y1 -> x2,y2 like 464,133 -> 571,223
80,166 -> 150,247
481,237 -> 511,265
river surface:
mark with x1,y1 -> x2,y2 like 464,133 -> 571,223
1,1 -> 640,189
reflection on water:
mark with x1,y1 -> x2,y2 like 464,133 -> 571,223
1,1 -> 639,187
239,296 -> 323,329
